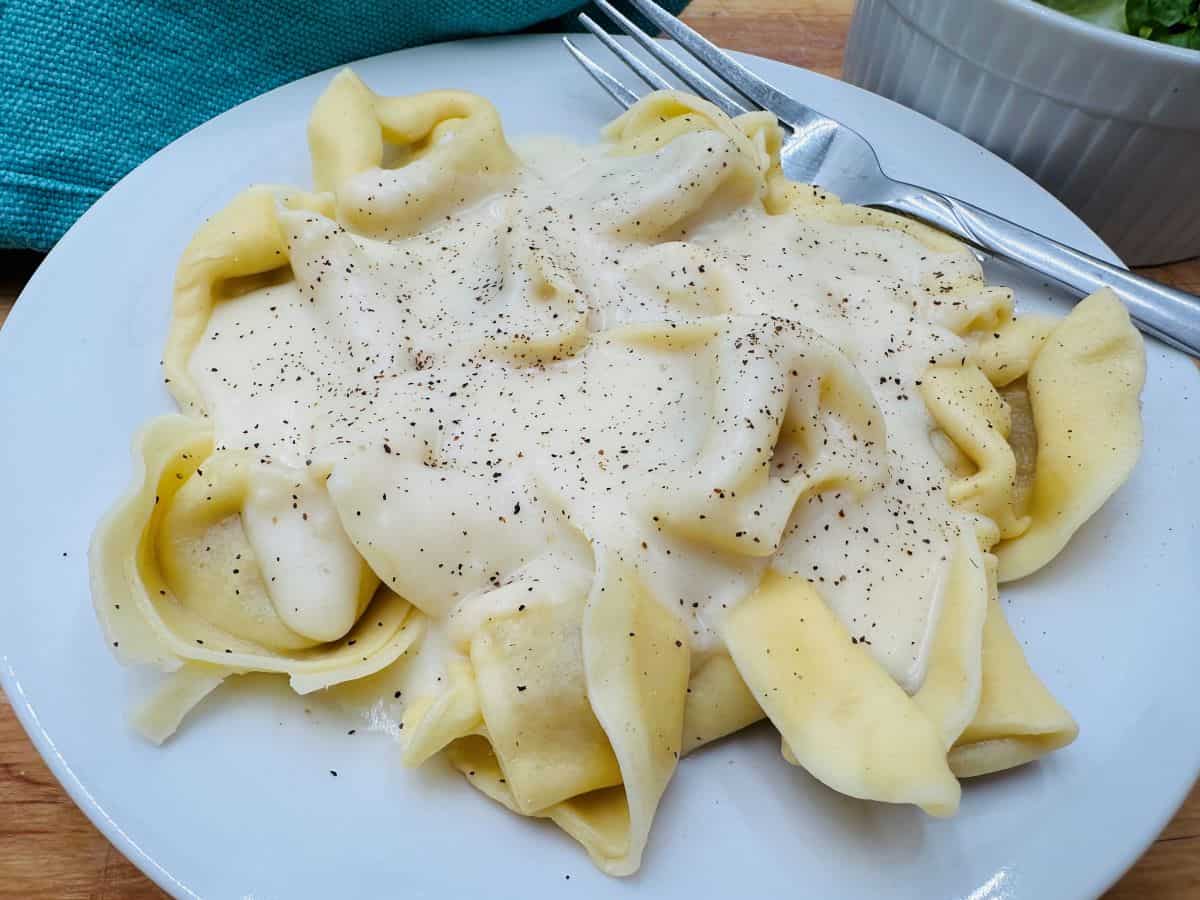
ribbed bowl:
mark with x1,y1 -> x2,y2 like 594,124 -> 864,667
844,0 -> 1200,266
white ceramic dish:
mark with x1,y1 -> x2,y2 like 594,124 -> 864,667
1,34 -> 1198,900
844,0 -> 1200,266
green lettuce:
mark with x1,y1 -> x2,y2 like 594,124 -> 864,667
1040,0 -> 1200,47
1126,0 -> 1200,47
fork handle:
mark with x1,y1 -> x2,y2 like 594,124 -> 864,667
880,184 -> 1200,358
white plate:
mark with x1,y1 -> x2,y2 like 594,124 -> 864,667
2,35 -> 1197,900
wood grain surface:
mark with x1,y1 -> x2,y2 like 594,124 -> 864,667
1,1 -> 1198,897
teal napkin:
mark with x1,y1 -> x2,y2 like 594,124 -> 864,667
0,1 -> 687,250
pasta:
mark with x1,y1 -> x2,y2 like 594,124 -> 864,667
90,70 -> 1146,874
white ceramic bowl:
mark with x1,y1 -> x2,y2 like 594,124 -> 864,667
844,0 -> 1200,266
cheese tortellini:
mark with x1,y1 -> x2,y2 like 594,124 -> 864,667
92,70 -> 1145,875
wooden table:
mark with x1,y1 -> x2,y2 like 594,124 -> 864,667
1,1 -> 1197,896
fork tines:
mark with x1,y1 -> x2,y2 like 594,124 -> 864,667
565,0 -> 788,122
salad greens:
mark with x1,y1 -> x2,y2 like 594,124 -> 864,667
1040,0 -> 1200,48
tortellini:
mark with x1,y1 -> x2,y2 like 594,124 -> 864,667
92,415 -> 421,743
92,70 -> 1145,876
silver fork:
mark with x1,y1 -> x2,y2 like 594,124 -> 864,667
564,0 -> 1200,358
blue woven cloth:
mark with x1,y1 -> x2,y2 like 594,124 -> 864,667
0,0 -> 687,250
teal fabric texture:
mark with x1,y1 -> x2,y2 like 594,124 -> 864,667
0,0 -> 687,250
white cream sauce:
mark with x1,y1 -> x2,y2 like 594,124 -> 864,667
188,128 -> 991,690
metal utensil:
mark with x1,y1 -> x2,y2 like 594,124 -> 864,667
564,0 -> 1200,357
